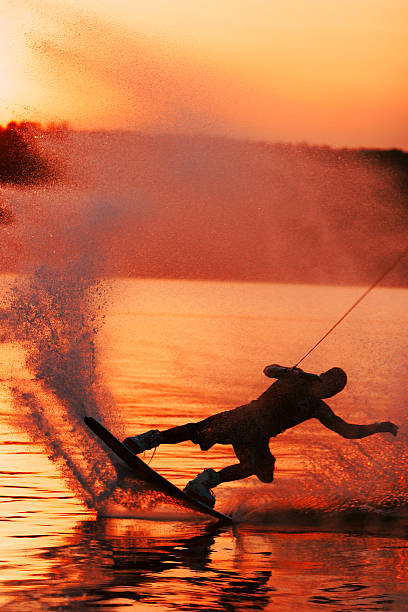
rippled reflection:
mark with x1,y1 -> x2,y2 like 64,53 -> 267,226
3,517 -> 408,611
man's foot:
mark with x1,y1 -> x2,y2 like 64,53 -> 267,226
184,468 -> 220,508
123,430 -> 161,454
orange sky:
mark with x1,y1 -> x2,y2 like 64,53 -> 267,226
1,0 -> 407,148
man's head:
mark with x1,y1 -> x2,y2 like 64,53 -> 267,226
309,367 -> 347,398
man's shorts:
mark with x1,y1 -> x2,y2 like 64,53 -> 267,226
192,405 -> 265,451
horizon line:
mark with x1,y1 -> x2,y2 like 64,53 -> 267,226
1,120 -> 407,155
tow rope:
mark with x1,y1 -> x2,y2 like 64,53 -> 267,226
294,245 -> 408,367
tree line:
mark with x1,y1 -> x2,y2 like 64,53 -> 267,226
0,121 -> 64,185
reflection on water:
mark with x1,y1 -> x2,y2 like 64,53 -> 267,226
2,278 -> 408,610
2,517 -> 408,611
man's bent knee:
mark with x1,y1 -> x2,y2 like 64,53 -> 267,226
255,458 -> 275,483
256,469 -> 274,483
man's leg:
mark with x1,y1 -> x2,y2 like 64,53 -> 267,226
216,462 -> 254,483
186,440 -> 275,490
184,444 -> 260,507
159,423 -> 199,444
219,443 -> 275,484
184,462 -> 254,508
124,422 -> 199,454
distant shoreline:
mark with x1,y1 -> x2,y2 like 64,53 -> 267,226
0,122 -> 407,189
1,125 -> 407,287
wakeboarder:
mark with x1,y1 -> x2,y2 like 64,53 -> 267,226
124,365 -> 398,507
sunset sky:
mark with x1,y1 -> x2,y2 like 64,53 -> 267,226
1,0 -> 407,149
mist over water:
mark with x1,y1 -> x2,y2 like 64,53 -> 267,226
3,131 -> 408,283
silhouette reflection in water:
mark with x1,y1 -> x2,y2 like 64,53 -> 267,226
4,517 -> 408,611
79,520 -> 273,610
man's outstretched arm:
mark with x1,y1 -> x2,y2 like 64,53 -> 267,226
315,402 -> 398,439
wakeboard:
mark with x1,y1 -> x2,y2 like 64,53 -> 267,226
84,416 -> 232,523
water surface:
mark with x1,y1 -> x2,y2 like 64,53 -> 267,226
1,278 -> 408,610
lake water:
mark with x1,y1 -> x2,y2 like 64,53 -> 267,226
1,278 -> 408,611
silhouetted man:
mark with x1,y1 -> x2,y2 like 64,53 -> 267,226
124,365 -> 398,507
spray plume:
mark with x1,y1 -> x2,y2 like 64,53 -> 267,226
0,177 -> 129,508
